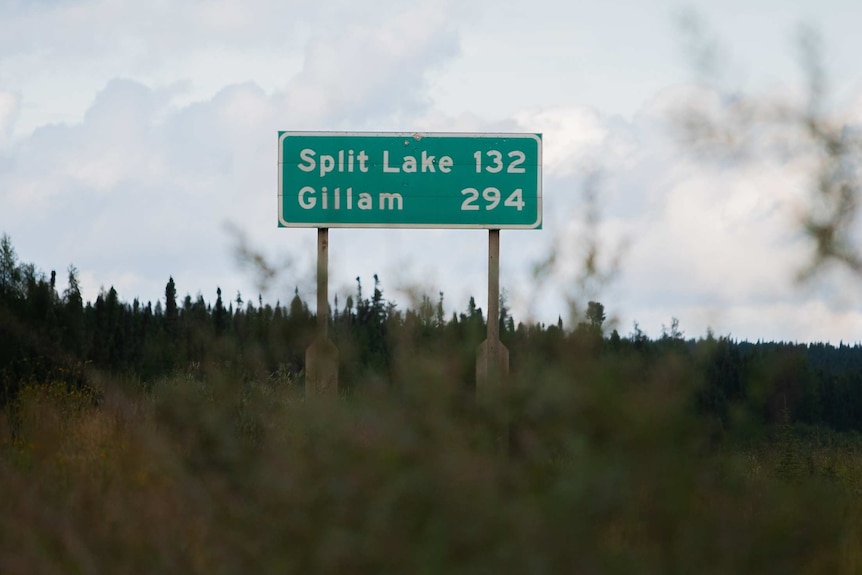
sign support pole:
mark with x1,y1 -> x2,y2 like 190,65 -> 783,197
305,228 -> 339,396
317,227 -> 329,339
477,229 -> 510,401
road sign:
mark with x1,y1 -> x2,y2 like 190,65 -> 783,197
278,131 -> 542,229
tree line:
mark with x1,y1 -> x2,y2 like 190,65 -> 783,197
2,232 -> 862,435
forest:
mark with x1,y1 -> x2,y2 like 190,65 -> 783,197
3,230 -> 862,573
2,231 -> 862,434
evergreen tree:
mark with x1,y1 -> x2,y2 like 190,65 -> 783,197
214,287 -> 227,336
91,286 -> 122,368
62,266 -> 85,356
436,291 -> 446,328
0,233 -> 21,300
586,301 -> 606,331
289,287 -> 305,320
165,277 -> 178,336
499,290 -> 512,336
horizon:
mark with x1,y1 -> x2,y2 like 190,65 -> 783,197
1,0 -> 862,343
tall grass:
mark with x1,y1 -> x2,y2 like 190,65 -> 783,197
1,345 -> 860,574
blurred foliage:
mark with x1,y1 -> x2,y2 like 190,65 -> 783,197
4,21 -> 862,568
3,229 -> 862,572
2,339 -> 861,573
673,18 -> 862,280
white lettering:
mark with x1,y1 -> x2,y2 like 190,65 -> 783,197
383,151 -> 399,173
420,151 -> 435,172
319,155 -> 335,177
379,193 -> 403,211
507,150 -> 526,173
298,186 -> 316,209
298,149 -> 316,172
438,155 -> 453,173
486,150 -> 503,173
402,156 -> 417,173
298,187 -> 409,212
357,151 -> 369,172
461,188 -> 479,210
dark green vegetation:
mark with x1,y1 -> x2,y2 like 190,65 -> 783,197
3,231 -> 862,573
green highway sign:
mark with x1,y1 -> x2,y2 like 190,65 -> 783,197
278,131 -> 542,229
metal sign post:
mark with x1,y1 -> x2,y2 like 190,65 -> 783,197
279,131 -> 541,400
476,229 -> 510,400
305,228 -> 338,395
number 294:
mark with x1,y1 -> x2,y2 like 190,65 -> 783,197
461,187 -> 525,211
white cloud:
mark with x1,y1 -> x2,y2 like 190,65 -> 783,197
0,1 -> 466,309
0,0 -> 464,136
494,85 -> 862,342
0,91 -> 18,140
2,0 -> 862,344
282,2 -> 459,127
106,76 -> 862,343
514,106 -> 630,177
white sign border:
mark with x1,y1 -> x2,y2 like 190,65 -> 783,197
277,131 -> 543,230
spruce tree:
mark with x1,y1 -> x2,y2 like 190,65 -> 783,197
165,277 -> 178,336
0,233 -> 21,301
62,266 -> 85,357
214,287 -> 227,336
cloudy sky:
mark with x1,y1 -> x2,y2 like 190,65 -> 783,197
2,0 -> 862,343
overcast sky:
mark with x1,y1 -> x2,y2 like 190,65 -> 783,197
2,0 -> 862,343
